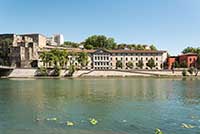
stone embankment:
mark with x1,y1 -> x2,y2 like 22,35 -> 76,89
4,68 -> 199,78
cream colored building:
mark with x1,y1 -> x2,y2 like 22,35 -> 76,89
38,48 -> 168,70
91,49 -> 168,70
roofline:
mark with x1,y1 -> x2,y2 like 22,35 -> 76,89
107,49 -> 167,53
179,53 -> 198,56
0,33 -> 16,36
20,33 -> 47,38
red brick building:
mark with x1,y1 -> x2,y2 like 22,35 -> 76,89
167,56 -> 177,69
167,53 -> 198,69
179,53 -> 198,68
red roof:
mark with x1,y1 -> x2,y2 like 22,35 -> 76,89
108,49 -> 167,53
39,47 -> 167,54
179,53 -> 198,56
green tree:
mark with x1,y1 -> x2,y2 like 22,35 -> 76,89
136,44 -> 145,50
150,45 -> 157,50
36,67 -> 48,76
84,35 -> 116,50
126,61 -> 133,69
62,41 -> 79,48
0,38 -> 13,66
182,47 -> 200,55
40,49 -> 69,68
58,50 -> 68,68
182,47 -> 197,54
51,65 -> 61,76
117,44 -> 126,49
137,59 -> 144,69
77,52 -> 88,68
68,64 -> 76,76
180,60 -> 187,68
39,51 -> 48,67
116,60 -> 123,69
147,58 -> 156,69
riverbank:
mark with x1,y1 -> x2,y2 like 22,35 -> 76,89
2,68 -> 200,78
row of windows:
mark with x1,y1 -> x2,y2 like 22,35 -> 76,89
94,56 -> 159,61
94,53 -> 159,56
115,57 -> 159,61
94,61 -> 159,66
112,53 -> 160,56
94,62 -> 110,66
94,56 -> 109,60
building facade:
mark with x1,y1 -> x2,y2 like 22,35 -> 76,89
0,33 -> 168,70
167,53 -> 198,69
38,48 -> 168,70
21,34 -> 47,48
91,49 -> 168,70
0,34 -> 39,68
46,34 -> 65,46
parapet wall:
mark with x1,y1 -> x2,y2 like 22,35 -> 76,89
5,69 -> 199,78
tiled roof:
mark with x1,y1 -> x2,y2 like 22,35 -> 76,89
107,49 -> 167,53
39,46 -> 167,54
179,53 -> 198,56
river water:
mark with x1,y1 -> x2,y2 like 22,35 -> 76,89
0,78 -> 200,134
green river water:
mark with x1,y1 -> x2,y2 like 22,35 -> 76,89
0,78 -> 200,134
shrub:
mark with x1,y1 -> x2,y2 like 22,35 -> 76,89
36,67 -> 48,76
68,64 -> 76,76
51,65 -> 61,76
182,69 -> 187,76
146,58 -> 156,69
188,67 -> 194,75
116,60 -> 123,69
126,61 -> 133,69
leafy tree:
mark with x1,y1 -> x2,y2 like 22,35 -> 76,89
68,64 -> 76,76
0,38 -> 13,66
36,67 -> 48,76
136,44 -> 145,50
126,61 -> 133,69
51,65 -> 61,76
84,44 -> 93,49
62,41 -> 79,48
84,35 -> 116,50
58,50 -> 68,68
77,52 -> 88,68
137,59 -> 144,69
150,45 -> 157,50
182,47 -> 197,54
40,49 -> 69,68
39,51 -> 48,67
173,61 -> 180,68
182,47 -> 200,55
147,58 -> 156,69
116,60 -> 123,69
117,44 -> 126,49
180,60 -> 187,68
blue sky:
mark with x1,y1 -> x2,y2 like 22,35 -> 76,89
0,0 -> 200,55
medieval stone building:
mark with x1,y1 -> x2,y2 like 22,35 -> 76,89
0,34 -> 41,68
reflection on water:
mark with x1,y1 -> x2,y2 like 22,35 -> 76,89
0,78 -> 200,134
